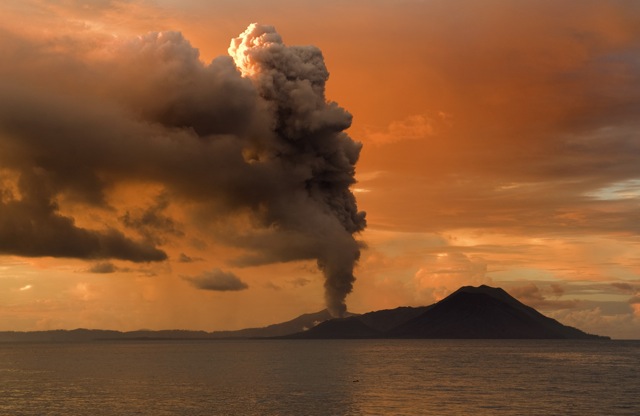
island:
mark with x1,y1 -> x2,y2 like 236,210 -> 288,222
0,285 -> 609,342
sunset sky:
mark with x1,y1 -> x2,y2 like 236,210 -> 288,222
1,0 -> 639,339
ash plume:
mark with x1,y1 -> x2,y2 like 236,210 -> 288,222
228,24 -> 366,315
0,23 -> 365,315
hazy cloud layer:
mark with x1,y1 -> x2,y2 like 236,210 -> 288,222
349,1 -> 640,238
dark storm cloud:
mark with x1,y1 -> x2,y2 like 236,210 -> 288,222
0,23 -> 365,313
0,197 -> 167,261
183,269 -> 249,292
0,169 -> 166,262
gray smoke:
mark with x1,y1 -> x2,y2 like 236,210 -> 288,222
229,24 -> 366,315
0,23 -> 365,315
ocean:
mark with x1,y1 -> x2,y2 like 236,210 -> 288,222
1,339 -> 638,415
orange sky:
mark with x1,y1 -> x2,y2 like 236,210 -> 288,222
1,0 -> 639,338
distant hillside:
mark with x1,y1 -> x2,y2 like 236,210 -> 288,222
0,286 -> 609,342
0,328 -> 213,343
284,285 -> 609,340
0,310 -> 350,343
284,305 -> 431,339
208,309 -> 356,338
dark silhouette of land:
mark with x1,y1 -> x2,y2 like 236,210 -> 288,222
0,310 -> 345,343
286,285 -> 607,339
0,285 -> 609,342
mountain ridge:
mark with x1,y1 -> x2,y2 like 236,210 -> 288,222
281,285 -> 608,340
0,285 -> 610,341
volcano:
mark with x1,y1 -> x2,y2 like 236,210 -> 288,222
283,285 -> 608,339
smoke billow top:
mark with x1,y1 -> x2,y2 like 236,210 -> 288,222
0,23 -> 365,316
228,24 -> 366,315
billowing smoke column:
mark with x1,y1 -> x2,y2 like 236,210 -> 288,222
229,24 -> 366,316
0,23 -> 365,317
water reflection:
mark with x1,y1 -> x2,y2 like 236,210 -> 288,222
0,339 -> 638,415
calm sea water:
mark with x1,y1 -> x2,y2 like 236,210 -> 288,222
0,339 -> 638,415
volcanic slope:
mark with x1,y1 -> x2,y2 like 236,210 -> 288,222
285,285 -> 608,339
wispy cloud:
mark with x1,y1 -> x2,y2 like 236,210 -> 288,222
182,269 -> 249,292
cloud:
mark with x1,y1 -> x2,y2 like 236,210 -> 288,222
177,253 -> 202,263
0,21 -> 365,313
610,282 -> 640,317
365,114 -> 438,144
70,282 -> 98,301
183,269 -> 249,292
612,282 -> 639,294
548,306 -> 639,339
413,252 -> 492,303
346,1 -> 640,240
120,192 -> 184,245
264,281 -> 282,291
508,283 -> 579,311
87,262 -> 118,274
289,277 -> 311,288
0,170 -> 167,262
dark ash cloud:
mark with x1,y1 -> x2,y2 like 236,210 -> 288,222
0,170 -> 166,262
0,23 -> 365,313
227,24 -> 366,315
183,269 -> 249,292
